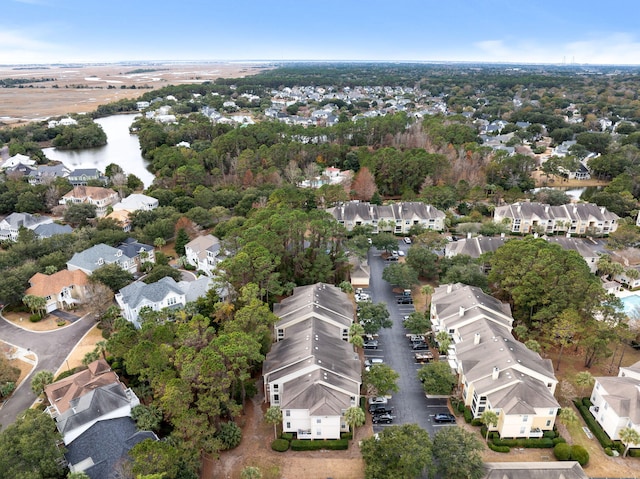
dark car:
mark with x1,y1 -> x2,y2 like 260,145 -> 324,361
372,413 -> 395,424
363,340 -> 379,349
397,296 -> 413,304
369,404 -> 394,414
411,341 -> 429,350
434,413 -> 456,423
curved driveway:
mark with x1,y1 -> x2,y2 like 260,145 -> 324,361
0,312 -> 95,428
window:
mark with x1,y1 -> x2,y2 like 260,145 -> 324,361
546,420 -> 551,427
522,415 -> 528,422
273,384 -> 279,390
286,422 -> 290,429
520,426 -> 526,434
316,430 -> 321,436
285,410 -> 290,417
167,297 -> 177,306
548,409 -> 555,415
316,418 -> 321,424
273,394 -> 279,402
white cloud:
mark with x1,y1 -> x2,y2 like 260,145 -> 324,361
0,30 -> 63,63
471,33 -> 640,65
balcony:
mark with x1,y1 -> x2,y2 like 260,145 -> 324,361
529,428 -> 544,438
297,429 -> 312,439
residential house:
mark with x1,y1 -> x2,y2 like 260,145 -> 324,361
589,360 -> 640,448
112,193 -> 159,212
328,201 -> 445,234
67,243 -> 136,275
104,210 -> 132,232
59,186 -> 119,217
67,168 -> 107,186
431,283 -> 559,438
184,234 -> 222,276
27,164 -> 71,185
44,359 -> 140,445
116,237 -> 155,272
263,283 -> 361,440
544,236 -> 602,273
493,202 -> 619,236
33,223 -> 73,239
116,276 -> 212,327
445,235 -> 509,259
609,248 -> 640,290
25,269 -> 89,313
0,212 -> 53,242
349,256 -> 370,288
0,153 -> 36,170
65,417 -> 157,479
483,462 -> 588,479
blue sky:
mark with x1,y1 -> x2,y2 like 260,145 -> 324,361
3,0 -> 640,65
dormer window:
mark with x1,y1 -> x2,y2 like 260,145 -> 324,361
116,251 -> 122,257
97,258 -> 104,265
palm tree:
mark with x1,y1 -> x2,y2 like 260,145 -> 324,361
619,427 -> 640,457
480,410 -> 499,443
349,323 -> 365,349
344,406 -> 365,439
30,370 -> 54,396
558,407 -> 579,428
264,406 -> 282,440
574,371 -> 594,398
436,330 -> 451,355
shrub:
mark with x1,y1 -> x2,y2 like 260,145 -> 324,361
457,401 -> 466,413
570,445 -> 589,466
216,421 -> 242,450
581,397 -> 593,408
543,430 -> 557,439
271,439 -> 289,452
574,400 -> 613,448
244,380 -> 257,399
463,407 -> 473,423
480,425 -> 487,438
471,419 -> 483,427
613,441 -> 625,455
290,439 -> 348,451
29,313 -> 41,322
492,437 -> 554,448
280,433 -> 293,441
0,382 -> 16,397
552,437 -> 567,445
604,447 -> 613,456
554,443 -> 572,460
341,432 -> 353,440
629,448 -> 640,458
488,443 -> 510,453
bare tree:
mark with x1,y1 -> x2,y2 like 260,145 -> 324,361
84,281 -> 115,319
351,166 -> 377,201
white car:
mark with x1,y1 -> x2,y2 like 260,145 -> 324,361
365,358 -> 384,370
367,396 -> 389,406
404,237 -> 412,244
397,250 -> 405,257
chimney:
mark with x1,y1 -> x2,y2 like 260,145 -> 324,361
447,284 -> 452,294
459,306 -> 465,317
500,232 -> 505,238
467,232 -> 472,239
600,206 -> 606,214
492,367 -> 499,380
474,333 -> 481,345
566,232 -> 571,238
545,205 -> 549,213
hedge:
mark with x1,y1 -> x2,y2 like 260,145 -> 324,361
341,432 -> 353,440
488,442 -> 510,453
271,439 -> 290,452
280,433 -> 293,441
604,447 -> 614,457
290,439 -> 348,451
629,448 -> 640,458
581,397 -> 593,408
552,437 -> 567,445
543,430 -> 557,439
491,437 -> 554,449
573,400 -> 613,448
463,407 -> 473,423
471,419 -> 483,427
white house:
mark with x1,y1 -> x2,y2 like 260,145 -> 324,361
184,234 -> 221,276
59,186 -> 119,217
0,212 -> 53,242
112,193 -> 159,212
589,360 -> 640,447
263,283 -> 361,440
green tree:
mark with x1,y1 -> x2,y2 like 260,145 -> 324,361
67,472 -> 91,479
90,263 -> 135,292
344,406 -> 366,436
548,309 -> 583,372
619,427 -> 640,457
431,426 -> 484,479
402,311 -> 431,335
480,410 -> 499,443
129,438 -> 198,479
174,228 -> 190,256
364,363 -> 399,397
31,369 -> 54,396
22,294 -> 46,317
358,302 -> 392,335
131,404 -> 163,432
371,232 -> 398,252
405,245 -> 439,279
436,330 -> 451,354
574,371 -> 595,397
417,361 -> 456,396
63,202 -> 97,227
381,263 -> 419,290
0,409 -> 66,479
558,407 -> 579,428
240,466 -> 262,479
360,423 -> 432,479
264,406 -> 282,440
525,339 -> 542,354
348,323 -> 365,349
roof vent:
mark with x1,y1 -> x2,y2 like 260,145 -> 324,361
492,367 -> 499,380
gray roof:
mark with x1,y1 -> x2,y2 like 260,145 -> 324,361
68,243 -> 132,273
544,236 -> 600,258
495,202 -> 619,223
281,374 -> 352,415
33,223 -> 73,238
65,417 -> 157,479
116,238 -> 153,258
118,276 -> 185,310
328,201 -> 444,223
445,236 -> 509,258
432,283 -> 513,326
56,383 -> 131,438
28,164 -> 70,179
1,212 -> 52,229
594,376 -> 640,423
483,462 -> 588,479
69,168 -> 101,177
179,276 -> 213,303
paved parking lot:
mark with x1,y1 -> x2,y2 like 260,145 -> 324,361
366,241 -> 456,437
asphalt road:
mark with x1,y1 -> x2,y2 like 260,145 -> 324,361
0,311 -> 96,428
365,241 -> 455,437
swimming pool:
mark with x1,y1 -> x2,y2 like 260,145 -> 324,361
620,294 -> 640,321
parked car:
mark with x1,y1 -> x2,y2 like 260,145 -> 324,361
367,396 -> 389,406
408,334 -> 424,343
369,404 -> 394,414
434,413 -> 456,423
411,342 -> 429,350
403,237 -> 412,244
397,296 -> 413,304
365,358 -> 384,369
397,250 -> 405,257
372,413 -> 395,424
363,340 -> 379,349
